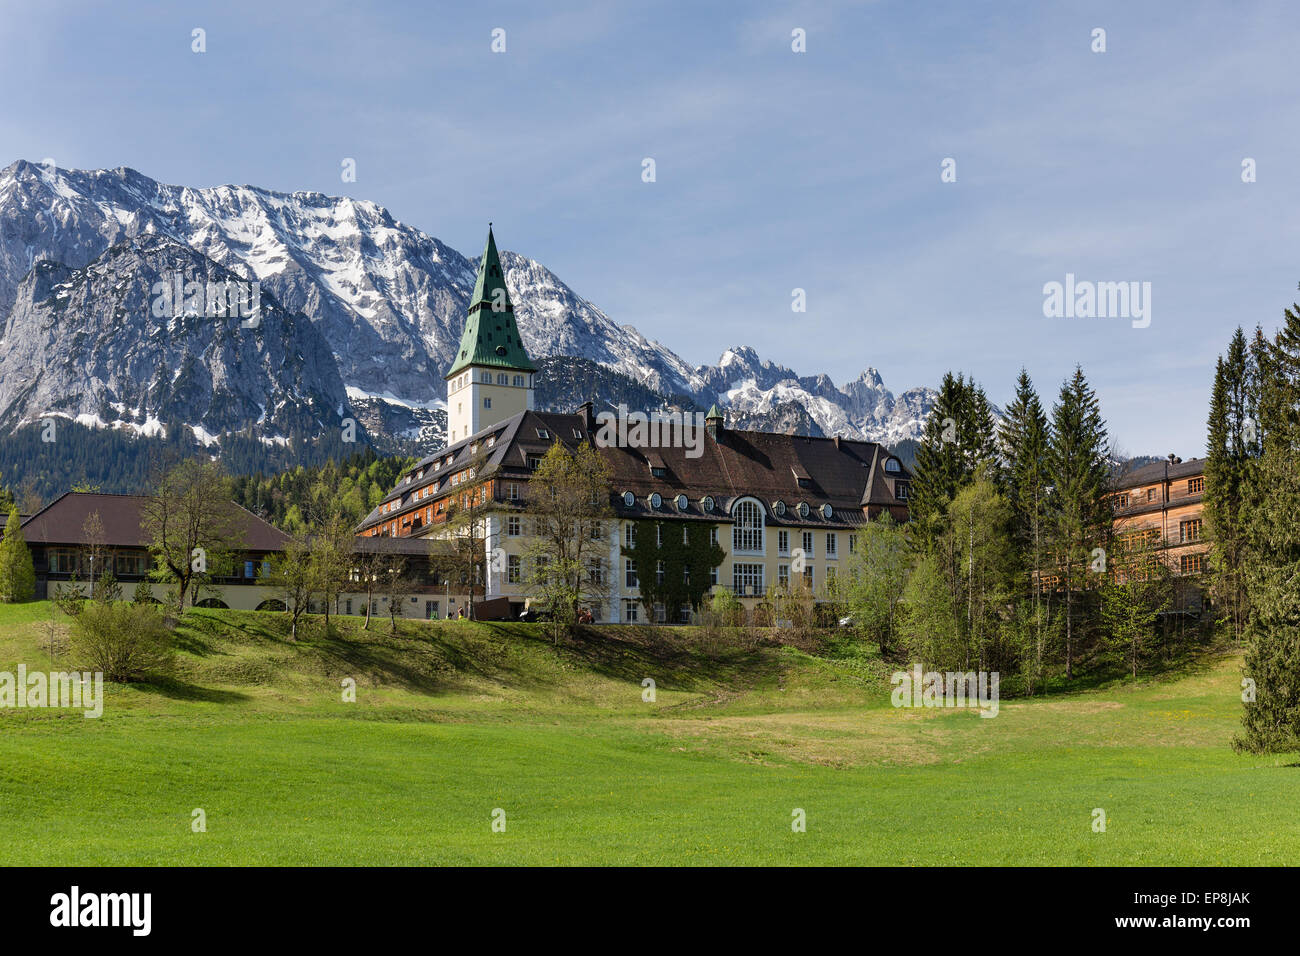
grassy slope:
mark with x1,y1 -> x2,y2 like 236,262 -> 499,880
0,603 -> 1295,866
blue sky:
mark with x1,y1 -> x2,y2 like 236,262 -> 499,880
4,0 -> 1299,457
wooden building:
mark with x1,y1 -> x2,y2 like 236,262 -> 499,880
1109,455 -> 1208,607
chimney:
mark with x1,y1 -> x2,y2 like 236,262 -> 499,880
578,400 -> 595,433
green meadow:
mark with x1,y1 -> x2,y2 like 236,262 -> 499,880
0,602 -> 1295,866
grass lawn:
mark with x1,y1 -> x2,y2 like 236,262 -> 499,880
0,602 -> 1295,865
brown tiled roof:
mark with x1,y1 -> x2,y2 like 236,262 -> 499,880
601,424 -> 909,527
362,409 -> 912,535
20,492 -> 290,551
357,409 -> 588,532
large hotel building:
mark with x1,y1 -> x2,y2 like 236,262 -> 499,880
356,228 -> 915,622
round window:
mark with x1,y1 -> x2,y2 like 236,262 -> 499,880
702,495 -> 714,512
622,491 -> 634,507
773,500 -> 786,516
675,494 -> 688,511
822,503 -> 833,519
650,492 -> 662,509
798,501 -> 810,518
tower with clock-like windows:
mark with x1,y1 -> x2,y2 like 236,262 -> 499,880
444,226 -> 536,444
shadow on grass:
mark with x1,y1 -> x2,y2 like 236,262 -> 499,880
514,623 -> 789,694
129,677 -> 251,704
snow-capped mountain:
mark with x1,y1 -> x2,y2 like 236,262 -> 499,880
696,346 -> 935,445
0,160 -> 935,456
0,234 -> 348,443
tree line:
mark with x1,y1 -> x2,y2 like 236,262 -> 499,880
833,365 -> 1206,695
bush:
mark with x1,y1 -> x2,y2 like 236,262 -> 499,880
70,602 -> 175,682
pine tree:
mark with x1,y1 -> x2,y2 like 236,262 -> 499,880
0,471 -> 15,513
1205,329 -> 1255,641
1046,366 -> 1111,681
0,505 -> 36,603
997,369 -> 1053,687
1237,305 -> 1300,752
910,372 -> 998,546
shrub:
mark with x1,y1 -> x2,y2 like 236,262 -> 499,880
70,602 -> 175,682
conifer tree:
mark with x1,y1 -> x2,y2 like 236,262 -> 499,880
1205,328 -> 1256,641
909,372 -> 998,546
0,505 -> 36,603
1046,366 -> 1111,681
997,369 -> 1053,685
1237,305 -> 1300,752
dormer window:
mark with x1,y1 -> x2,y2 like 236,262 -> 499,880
797,477 -> 812,489
622,491 -> 635,508
821,503 -> 833,519
536,428 -> 550,439
650,466 -> 667,479
675,494 -> 688,511
773,500 -> 786,517
797,501 -> 810,518
885,458 -> 901,474
649,493 -> 662,509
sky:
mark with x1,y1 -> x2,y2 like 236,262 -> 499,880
3,0 -> 1299,457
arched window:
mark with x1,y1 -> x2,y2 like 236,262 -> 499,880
732,499 -> 765,554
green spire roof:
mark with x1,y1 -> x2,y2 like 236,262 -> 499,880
706,404 -> 723,419
446,225 -> 536,378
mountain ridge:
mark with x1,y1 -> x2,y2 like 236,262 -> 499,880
0,159 -> 939,460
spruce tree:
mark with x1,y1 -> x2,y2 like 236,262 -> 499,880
1046,366 -> 1111,681
909,371 -> 999,546
1237,305 -> 1300,752
0,505 -> 36,603
1205,329 -> 1255,641
997,369 -> 1053,686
